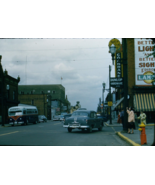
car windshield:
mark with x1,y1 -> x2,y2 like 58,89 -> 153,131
72,112 -> 88,117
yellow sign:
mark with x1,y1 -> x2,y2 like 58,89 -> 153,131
108,38 -> 121,52
108,101 -> 113,106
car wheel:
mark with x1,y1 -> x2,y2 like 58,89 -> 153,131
33,120 -> 38,124
68,128 -> 72,132
25,119 -> 28,126
88,126 -> 92,133
12,122 -> 14,127
98,124 -> 103,131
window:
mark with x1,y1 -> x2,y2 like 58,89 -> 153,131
27,109 -> 35,114
23,110 -> 26,114
90,112 -> 94,118
31,99 -> 34,105
13,91 -> 15,100
7,90 -> 9,99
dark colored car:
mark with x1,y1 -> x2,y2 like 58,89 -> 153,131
38,115 -> 47,123
63,110 -> 104,132
61,114 -> 72,124
97,114 -> 108,122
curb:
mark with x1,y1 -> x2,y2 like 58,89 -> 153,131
116,132 -> 141,146
105,122 -> 122,127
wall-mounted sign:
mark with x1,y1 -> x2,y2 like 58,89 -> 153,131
116,53 -> 122,78
108,101 -> 113,106
134,38 -> 155,86
110,77 -> 124,88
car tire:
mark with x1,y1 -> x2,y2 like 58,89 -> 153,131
68,128 -> 72,132
88,126 -> 92,133
34,120 -> 38,124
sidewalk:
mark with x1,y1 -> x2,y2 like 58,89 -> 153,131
0,123 -> 11,128
105,119 -> 154,146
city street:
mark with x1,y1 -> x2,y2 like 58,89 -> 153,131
0,121 -> 130,146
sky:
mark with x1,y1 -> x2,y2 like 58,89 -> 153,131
0,38 -> 121,110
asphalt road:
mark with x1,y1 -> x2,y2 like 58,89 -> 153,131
0,121 -> 130,146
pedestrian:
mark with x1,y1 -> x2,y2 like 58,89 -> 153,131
137,111 -> 147,125
126,107 -> 135,134
117,112 -> 122,124
120,109 -> 124,129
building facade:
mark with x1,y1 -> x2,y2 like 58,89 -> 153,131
18,94 -> 51,119
0,55 -> 20,124
112,38 -> 155,123
18,84 -> 70,118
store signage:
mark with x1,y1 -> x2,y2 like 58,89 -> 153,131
110,77 -> 124,88
108,101 -> 113,106
134,38 -> 155,85
116,53 -> 122,78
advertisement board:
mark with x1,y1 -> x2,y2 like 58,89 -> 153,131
134,38 -> 155,86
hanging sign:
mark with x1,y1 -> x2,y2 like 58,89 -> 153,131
110,77 -> 124,88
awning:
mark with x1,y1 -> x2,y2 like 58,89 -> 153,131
112,97 -> 124,110
134,93 -> 155,112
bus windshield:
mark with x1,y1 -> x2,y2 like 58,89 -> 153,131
8,109 -> 22,116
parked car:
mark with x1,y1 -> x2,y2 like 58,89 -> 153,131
38,115 -> 47,123
63,110 -> 104,132
53,115 -> 60,121
59,115 -> 64,121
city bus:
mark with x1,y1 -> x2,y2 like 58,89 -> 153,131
8,105 -> 38,126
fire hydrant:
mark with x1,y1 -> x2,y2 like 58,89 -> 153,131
138,121 -> 147,145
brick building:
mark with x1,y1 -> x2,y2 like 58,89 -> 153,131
112,38 -> 155,123
0,55 -> 20,124
18,94 -> 51,119
18,84 -> 70,119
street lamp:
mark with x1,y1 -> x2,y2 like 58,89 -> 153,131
102,83 -> 106,114
109,39 -> 128,131
110,44 -> 116,65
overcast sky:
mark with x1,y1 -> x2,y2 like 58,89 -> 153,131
0,38 -> 121,110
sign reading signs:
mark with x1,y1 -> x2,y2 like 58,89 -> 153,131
116,53 -> 122,78
110,77 -> 123,88
108,101 -> 113,106
134,38 -> 155,85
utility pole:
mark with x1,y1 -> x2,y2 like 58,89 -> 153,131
122,38 -> 128,131
109,65 -> 112,124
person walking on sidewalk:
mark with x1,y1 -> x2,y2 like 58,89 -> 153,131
120,109 -> 124,129
117,112 -> 122,124
137,111 -> 146,125
126,107 -> 135,134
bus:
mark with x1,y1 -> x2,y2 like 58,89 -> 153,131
8,105 -> 38,126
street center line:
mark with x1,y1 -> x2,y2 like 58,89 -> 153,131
0,131 -> 19,136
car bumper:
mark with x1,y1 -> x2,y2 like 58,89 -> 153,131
9,121 -> 24,125
63,125 -> 90,129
